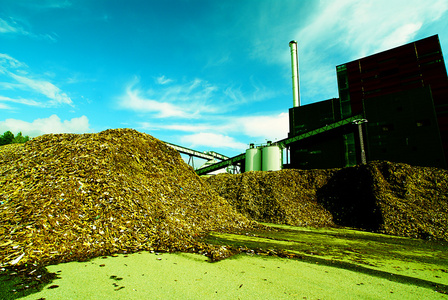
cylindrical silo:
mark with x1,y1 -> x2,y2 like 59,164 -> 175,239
262,142 -> 282,171
245,144 -> 262,171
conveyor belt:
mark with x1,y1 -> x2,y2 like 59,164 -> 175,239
195,115 -> 363,175
166,142 -> 229,161
274,114 -> 363,148
195,153 -> 245,175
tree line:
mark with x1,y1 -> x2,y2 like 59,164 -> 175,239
0,131 -> 30,146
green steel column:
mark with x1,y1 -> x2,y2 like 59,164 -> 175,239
353,119 -> 368,164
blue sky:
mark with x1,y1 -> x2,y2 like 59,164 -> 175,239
1,0 -> 448,158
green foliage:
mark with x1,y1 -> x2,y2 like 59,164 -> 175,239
0,131 -> 29,146
12,132 -> 30,144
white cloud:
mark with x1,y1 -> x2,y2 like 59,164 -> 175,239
139,122 -> 212,132
0,115 -> 90,137
119,81 -> 188,118
142,111 -> 289,153
0,53 -> 27,70
180,132 -> 247,151
0,95 -> 42,108
280,0 -> 448,103
19,0 -> 72,10
118,77 -> 220,118
140,111 -> 289,142
156,75 -> 173,85
0,53 -> 73,107
0,102 -> 11,109
0,18 -> 26,34
379,23 -> 423,52
0,82 -> 25,90
237,112 -> 289,141
223,78 -> 280,106
0,17 -> 57,41
295,0 -> 448,60
7,72 -> 73,105
121,74 -> 288,150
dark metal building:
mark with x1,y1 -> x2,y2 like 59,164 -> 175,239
288,35 -> 448,169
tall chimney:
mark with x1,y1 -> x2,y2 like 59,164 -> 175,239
289,40 -> 300,107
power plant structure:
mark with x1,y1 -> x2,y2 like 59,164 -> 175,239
195,35 -> 448,175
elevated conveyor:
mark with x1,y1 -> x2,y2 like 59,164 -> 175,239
165,142 -> 229,161
195,114 -> 363,175
165,142 -> 229,170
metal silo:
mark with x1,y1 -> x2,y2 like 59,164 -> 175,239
245,143 -> 262,171
262,141 -> 282,171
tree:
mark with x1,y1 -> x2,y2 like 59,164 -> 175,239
0,131 -> 30,146
12,132 -> 29,144
0,131 -> 14,146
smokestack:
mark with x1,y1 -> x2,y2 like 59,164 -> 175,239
289,40 -> 300,107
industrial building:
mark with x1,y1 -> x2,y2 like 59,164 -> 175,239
288,34 -> 448,170
196,35 -> 448,175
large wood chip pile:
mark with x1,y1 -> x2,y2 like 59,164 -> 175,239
207,161 -> 448,241
375,161 -> 448,240
0,129 -> 253,268
206,169 -> 337,227
318,161 -> 448,240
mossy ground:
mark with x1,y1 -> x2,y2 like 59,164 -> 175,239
205,223 -> 448,292
2,224 -> 447,299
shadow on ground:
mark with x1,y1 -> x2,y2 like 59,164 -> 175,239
204,223 -> 448,294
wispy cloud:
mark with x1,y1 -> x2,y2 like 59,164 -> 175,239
203,53 -> 232,69
0,114 -> 90,137
293,0 -> 448,62
118,77 -> 222,118
0,53 -> 73,107
0,53 -> 27,69
0,102 -> 11,109
139,122 -> 212,133
0,95 -> 41,109
180,132 -> 247,151
235,112 -> 289,141
247,0 -> 448,104
21,0 -> 72,10
0,18 -> 24,34
122,72 -> 288,150
226,76 -> 283,108
118,79 -> 189,118
7,72 -> 73,106
174,113 -> 289,151
156,75 -> 173,85
0,17 -> 57,41
139,111 -> 289,151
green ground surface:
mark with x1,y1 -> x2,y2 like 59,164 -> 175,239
1,224 -> 447,299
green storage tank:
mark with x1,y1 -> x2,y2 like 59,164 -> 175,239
245,144 -> 262,171
262,141 -> 282,171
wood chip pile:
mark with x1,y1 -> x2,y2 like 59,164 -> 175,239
0,129 -> 253,268
205,169 -> 337,227
317,161 -> 448,241
207,161 -> 448,241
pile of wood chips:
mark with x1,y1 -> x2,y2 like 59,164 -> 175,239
318,161 -> 448,241
206,169 -> 337,227
207,161 -> 448,241
0,129 -> 253,268
1,127 -> 447,272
